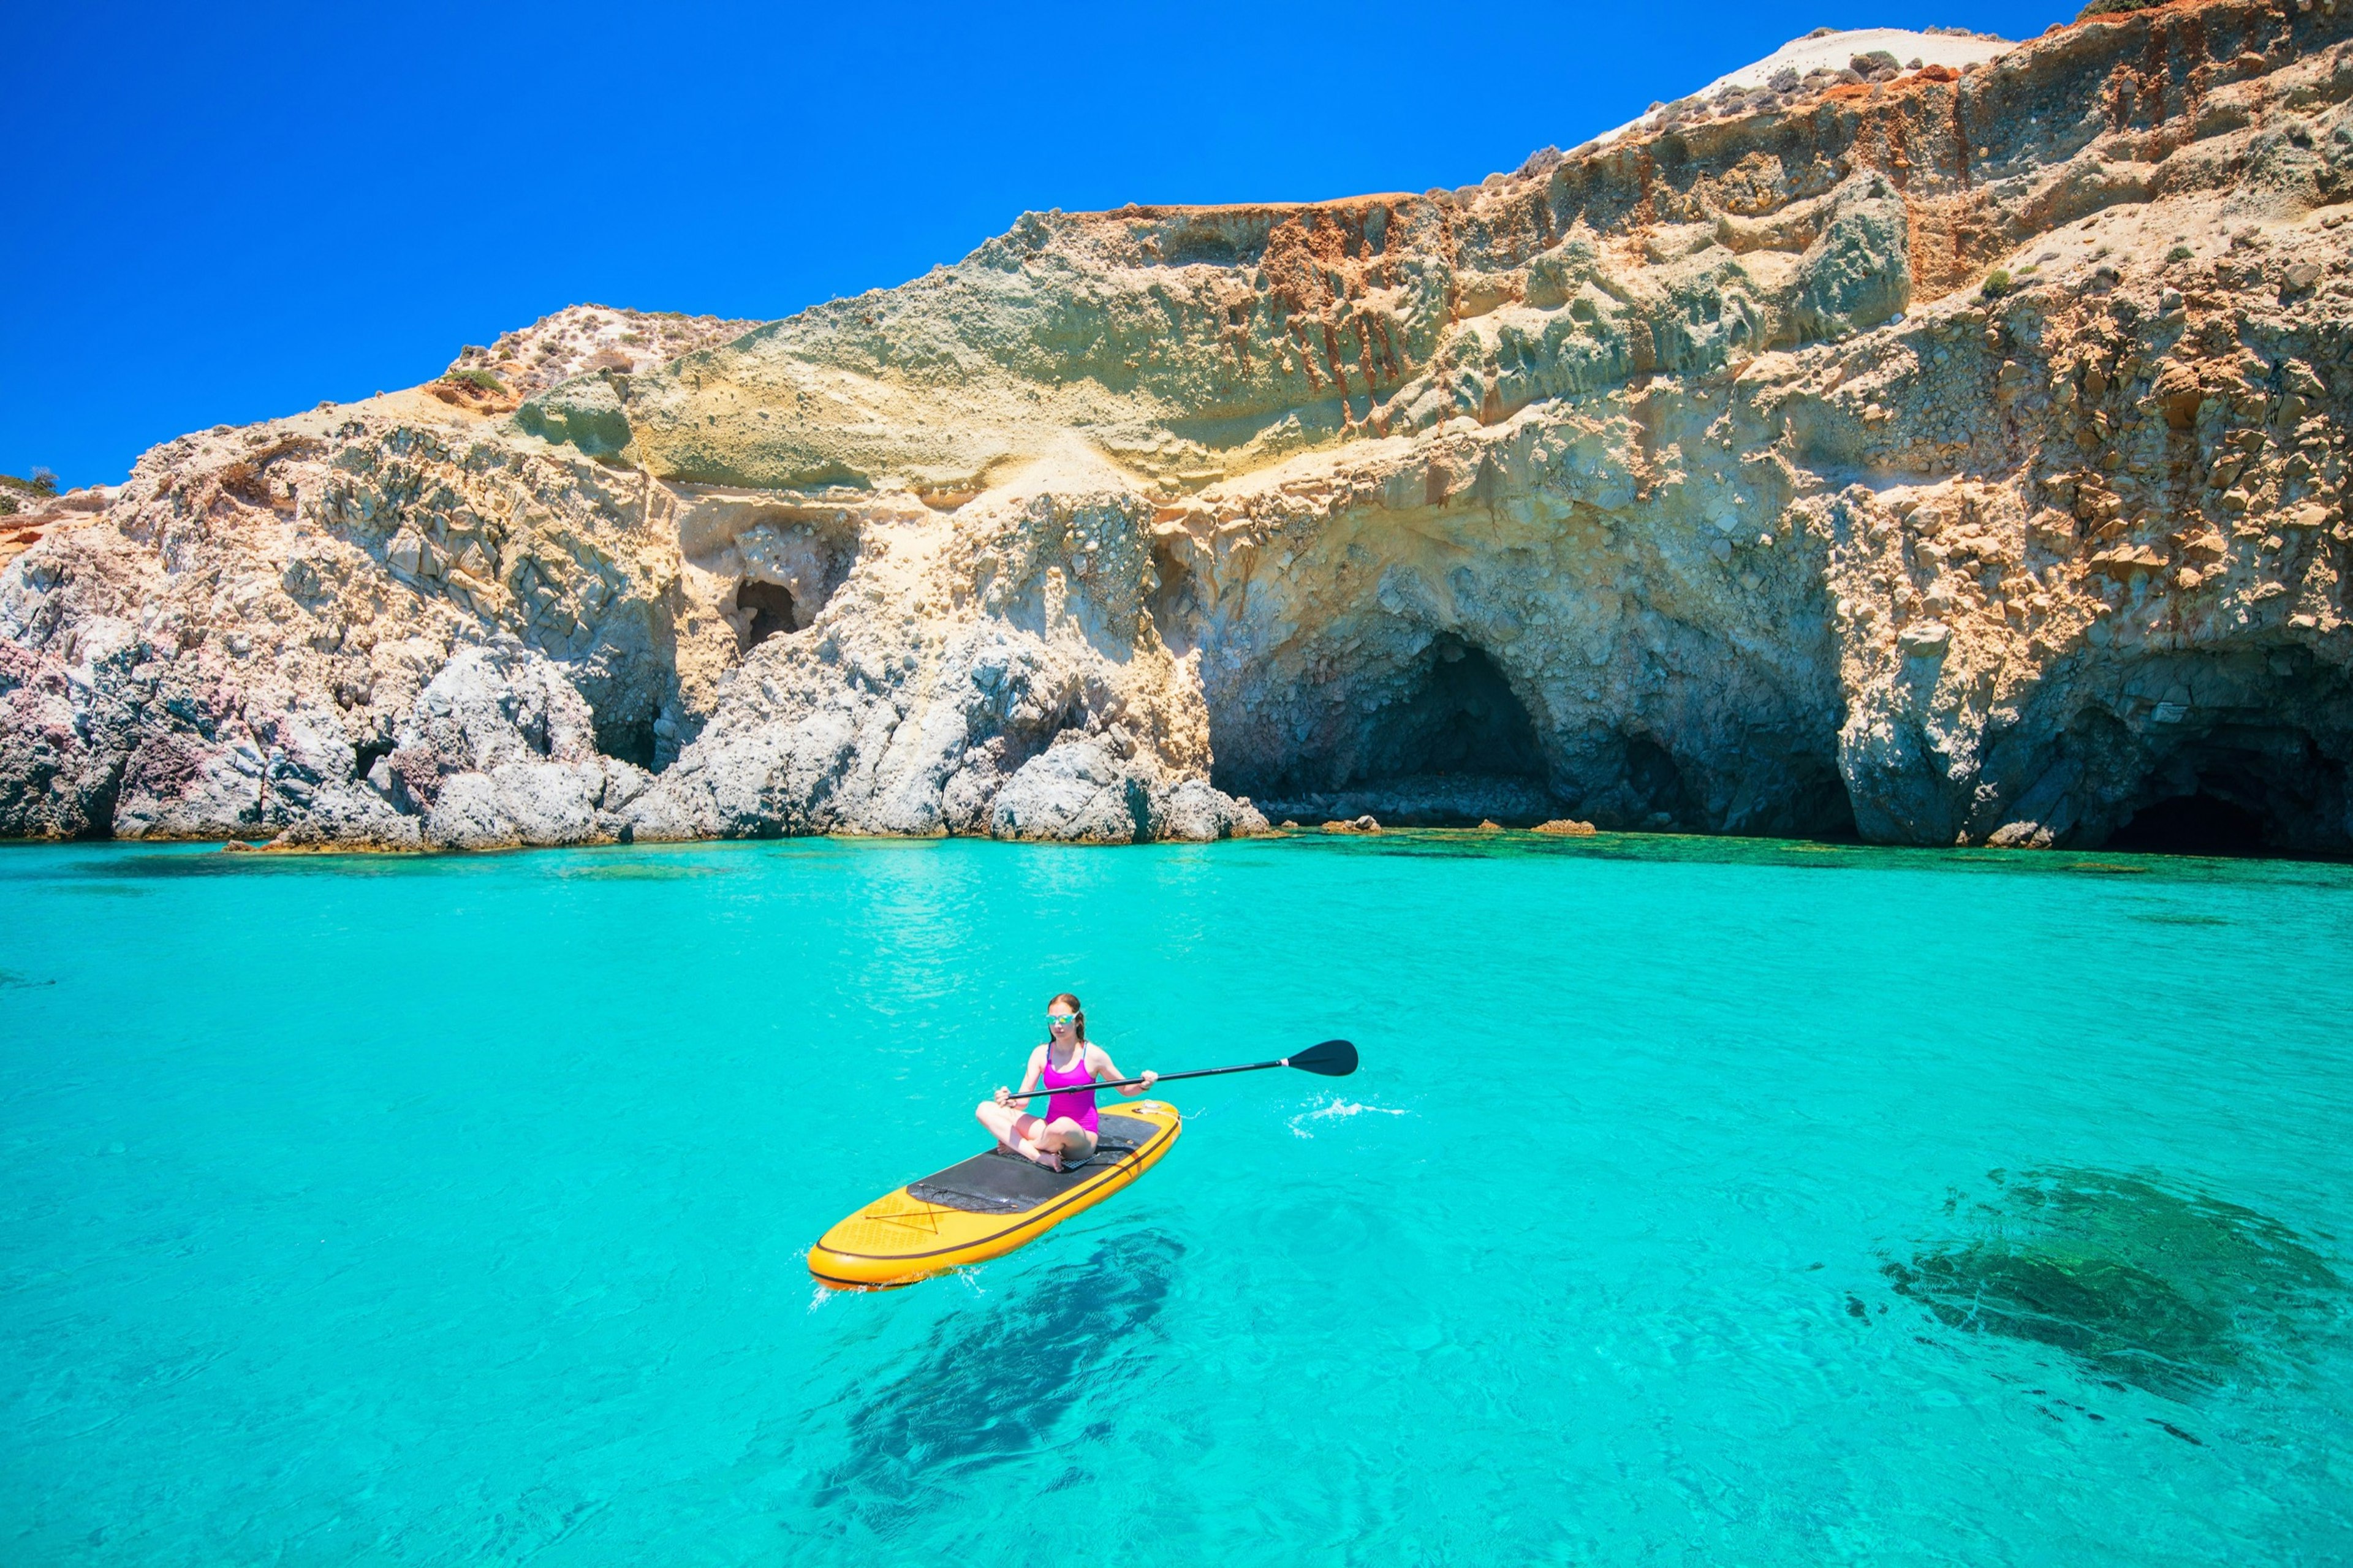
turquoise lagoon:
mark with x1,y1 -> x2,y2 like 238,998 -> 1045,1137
2,833 -> 2350,1566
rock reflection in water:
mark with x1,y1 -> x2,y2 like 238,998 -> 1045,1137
1884,1168 -> 2343,1398
811,1230 -> 1183,1531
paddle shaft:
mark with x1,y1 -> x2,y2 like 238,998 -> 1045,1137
996,1056 -> 1293,1102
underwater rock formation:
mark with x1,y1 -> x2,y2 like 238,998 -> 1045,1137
1884,1167 -> 2343,1398
6,2 -> 2353,849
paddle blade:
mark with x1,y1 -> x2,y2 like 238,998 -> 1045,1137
1288,1039 -> 1358,1077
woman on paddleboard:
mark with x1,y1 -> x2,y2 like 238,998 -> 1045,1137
976,993 -> 1156,1172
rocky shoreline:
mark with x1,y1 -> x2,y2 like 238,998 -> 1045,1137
6,3 -> 2352,852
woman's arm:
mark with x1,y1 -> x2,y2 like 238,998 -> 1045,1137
995,1046 -> 1047,1110
1089,1045 -> 1158,1097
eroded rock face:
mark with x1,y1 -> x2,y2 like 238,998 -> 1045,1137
5,6 -> 2352,850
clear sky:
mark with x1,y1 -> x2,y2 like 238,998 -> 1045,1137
4,0 -> 2061,488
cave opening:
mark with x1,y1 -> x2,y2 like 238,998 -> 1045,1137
2106,792 -> 2268,855
598,713 -> 659,773
352,735 -> 394,783
2091,714 -> 2351,858
737,580 -> 798,646
1354,635 -> 1547,784
1225,634 -> 1560,825
1618,735 -> 1690,824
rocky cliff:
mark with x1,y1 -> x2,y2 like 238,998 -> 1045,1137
7,1 -> 2353,851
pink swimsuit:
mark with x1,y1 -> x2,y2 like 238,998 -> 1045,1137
1038,1046 -> 1099,1134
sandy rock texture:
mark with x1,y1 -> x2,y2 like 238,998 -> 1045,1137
6,3 -> 2353,851
426,306 -> 762,415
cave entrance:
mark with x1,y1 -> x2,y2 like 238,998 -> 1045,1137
1355,635 -> 1547,783
2092,713 -> 2350,858
737,580 -> 798,646
2107,792 -> 2268,855
1618,735 -> 1689,823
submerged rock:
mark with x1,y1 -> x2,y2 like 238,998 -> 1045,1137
6,9 -> 2353,849
1884,1168 -> 2344,1397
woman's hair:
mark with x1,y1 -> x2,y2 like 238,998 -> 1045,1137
1048,992 -> 1086,1042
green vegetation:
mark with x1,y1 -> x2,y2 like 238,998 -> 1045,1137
1980,268 -> 2014,300
2078,0 -> 2165,15
1,468 -> 59,516
443,366 -> 506,394
2168,244 -> 2196,262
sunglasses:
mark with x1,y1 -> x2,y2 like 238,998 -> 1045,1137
1047,1013 -> 1078,1024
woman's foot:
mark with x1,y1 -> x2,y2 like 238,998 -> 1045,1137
1008,1138 -> 1062,1172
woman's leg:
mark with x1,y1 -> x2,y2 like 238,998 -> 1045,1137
976,1100 -> 1039,1148
976,1101 -> 1063,1168
979,1092 -> 1026,1144
1040,1118 -> 1099,1169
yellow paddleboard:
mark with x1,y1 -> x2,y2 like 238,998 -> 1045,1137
807,1100 -> 1183,1290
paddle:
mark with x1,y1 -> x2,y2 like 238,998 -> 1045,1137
996,1038 -> 1357,1102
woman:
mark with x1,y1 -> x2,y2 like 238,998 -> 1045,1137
975,993 -> 1157,1172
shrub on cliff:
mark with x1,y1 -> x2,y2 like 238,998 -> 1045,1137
2077,0 -> 2165,17
0,469 -> 58,515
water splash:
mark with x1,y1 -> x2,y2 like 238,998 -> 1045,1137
1288,1096 -> 1410,1138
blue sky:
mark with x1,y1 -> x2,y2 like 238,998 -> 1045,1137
3,0 -> 2059,487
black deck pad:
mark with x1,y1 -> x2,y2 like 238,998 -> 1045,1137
907,1115 -> 1159,1215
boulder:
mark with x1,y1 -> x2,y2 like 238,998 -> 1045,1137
990,738 -> 1157,844
389,645 -> 638,849
1153,778 -> 1270,841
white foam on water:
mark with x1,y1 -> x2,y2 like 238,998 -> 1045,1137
1289,1097 -> 1410,1139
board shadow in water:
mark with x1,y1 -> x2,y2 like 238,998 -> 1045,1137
1883,1168 -> 2344,1399
808,1229 -> 1184,1535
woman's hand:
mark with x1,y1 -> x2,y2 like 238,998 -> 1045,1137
994,1086 -> 1012,1108
1140,1070 -> 1158,1090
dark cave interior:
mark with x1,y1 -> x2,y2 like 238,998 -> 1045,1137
738,581 -> 799,645
1348,636 -> 1547,786
2105,792 -> 2270,855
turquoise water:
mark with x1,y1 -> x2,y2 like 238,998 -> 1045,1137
4,833 -> 2351,1566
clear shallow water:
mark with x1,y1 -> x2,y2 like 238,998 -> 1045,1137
3,833 -> 2351,1567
